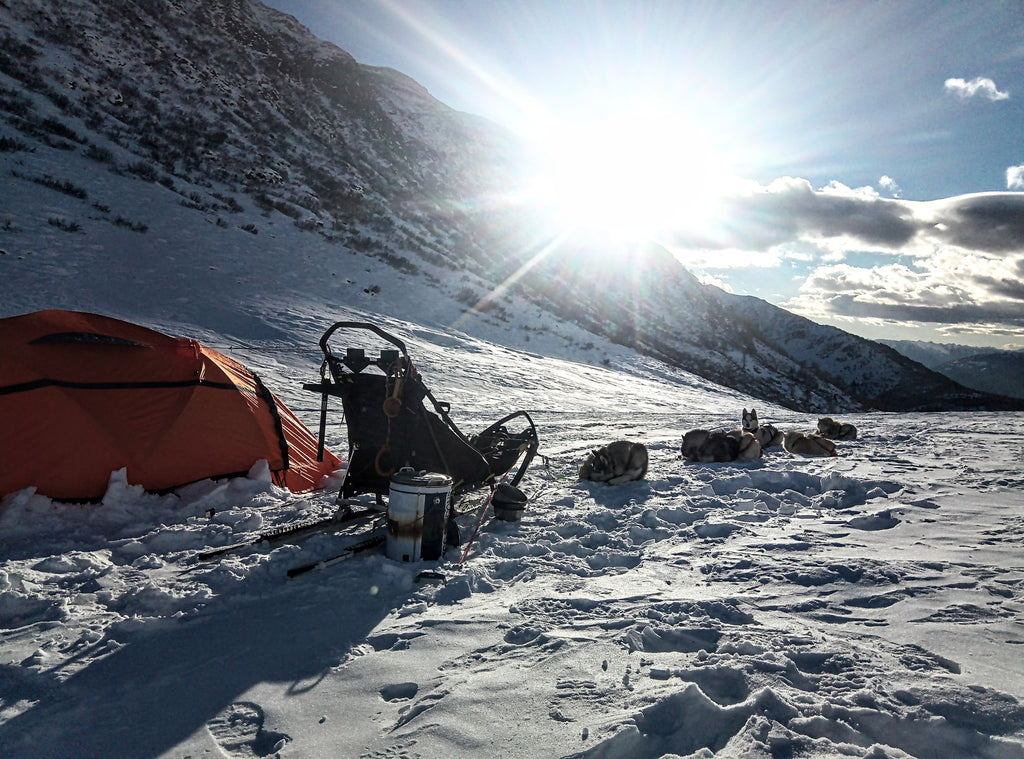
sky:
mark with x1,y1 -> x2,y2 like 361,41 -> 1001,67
262,0 -> 1024,349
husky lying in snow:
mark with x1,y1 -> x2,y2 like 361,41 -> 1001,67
726,429 -> 763,460
681,429 -> 762,462
578,440 -> 649,484
742,408 -> 784,448
817,416 -> 858,441
783,430 -> 838,457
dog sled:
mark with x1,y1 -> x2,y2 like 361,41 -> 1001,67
303,321 -> 538,507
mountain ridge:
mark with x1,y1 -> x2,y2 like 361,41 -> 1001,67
880,340 -> 1024,399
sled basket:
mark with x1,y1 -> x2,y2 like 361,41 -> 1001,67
303,321 -> 538,504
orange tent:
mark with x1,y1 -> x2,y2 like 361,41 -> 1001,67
0,310 -> 341,501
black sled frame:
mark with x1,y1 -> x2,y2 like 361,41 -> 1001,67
303,321 -> 538,507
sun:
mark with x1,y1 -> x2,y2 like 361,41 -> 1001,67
527,102 -> 728,243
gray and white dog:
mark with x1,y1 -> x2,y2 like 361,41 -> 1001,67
579,440 -> 649,484
682,428 -> 761,462
742,408 -> 784,448
817,417 -> 858,440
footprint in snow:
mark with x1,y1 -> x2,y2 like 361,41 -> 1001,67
380,681 -> 419,701
207,701 -> 290,757
845,510 -> 900,531
393,688 -> 450,729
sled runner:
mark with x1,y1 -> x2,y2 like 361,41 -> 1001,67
303,321 -> 538,505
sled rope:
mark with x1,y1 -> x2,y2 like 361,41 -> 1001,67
538,451 -> 578,481
375,372 -> 398,477
456,444 -> 529,566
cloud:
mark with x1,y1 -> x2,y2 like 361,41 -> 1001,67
944,76 -> 1009,101
921,194 -> 1024,253
670,183 -> 1024,257
668,182 -> 1024,261
667,177 -> 919,253
879,175 -> 902,198
785,249 -> 1024,335
1008,164 -> 1024,190
693,271 -> 733,292
804,292 -> 1024,327
664,181 -> 1024,337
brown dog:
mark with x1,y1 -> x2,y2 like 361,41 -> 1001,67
783,430 -> 838,456
817,417 -> 858,440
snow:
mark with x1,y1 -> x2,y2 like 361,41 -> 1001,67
2,315 -> 1023,757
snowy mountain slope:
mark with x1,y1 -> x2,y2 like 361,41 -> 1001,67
723,294 -> 1021,411
881,340 -> 1024,399
499,241 -> 867,411
880,340 -> 996,369
1,0 -> 1019,416
937,351 -> 1024,400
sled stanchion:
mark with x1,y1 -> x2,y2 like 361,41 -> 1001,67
302,321 -> 539,507
316,388 -> 329,462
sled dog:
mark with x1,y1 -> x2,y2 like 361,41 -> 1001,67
579,440 -> 649,484
682,429 -> 736,462
726,429 -> 764,460
681,429 -> 761,462
817,417 -> 858,441
741,408 -> 784,448
783,430 -> 838,457
684,432 -> 741,460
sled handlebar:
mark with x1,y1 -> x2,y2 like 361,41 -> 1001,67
318,321 -> 409,360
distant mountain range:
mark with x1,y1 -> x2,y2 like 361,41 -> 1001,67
2,0 -> 1021,413
880,341 -> 1024,399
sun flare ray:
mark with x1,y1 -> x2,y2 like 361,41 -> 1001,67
450,230 -> 571,331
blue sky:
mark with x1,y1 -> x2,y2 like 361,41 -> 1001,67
263,0 -> 1024,349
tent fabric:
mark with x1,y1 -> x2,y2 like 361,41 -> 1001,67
0,310 -> 341,501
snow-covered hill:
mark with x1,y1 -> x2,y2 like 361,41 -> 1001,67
2,0 -> 1018,413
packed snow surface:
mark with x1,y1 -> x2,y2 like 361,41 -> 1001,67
1,317 -> 1023,759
